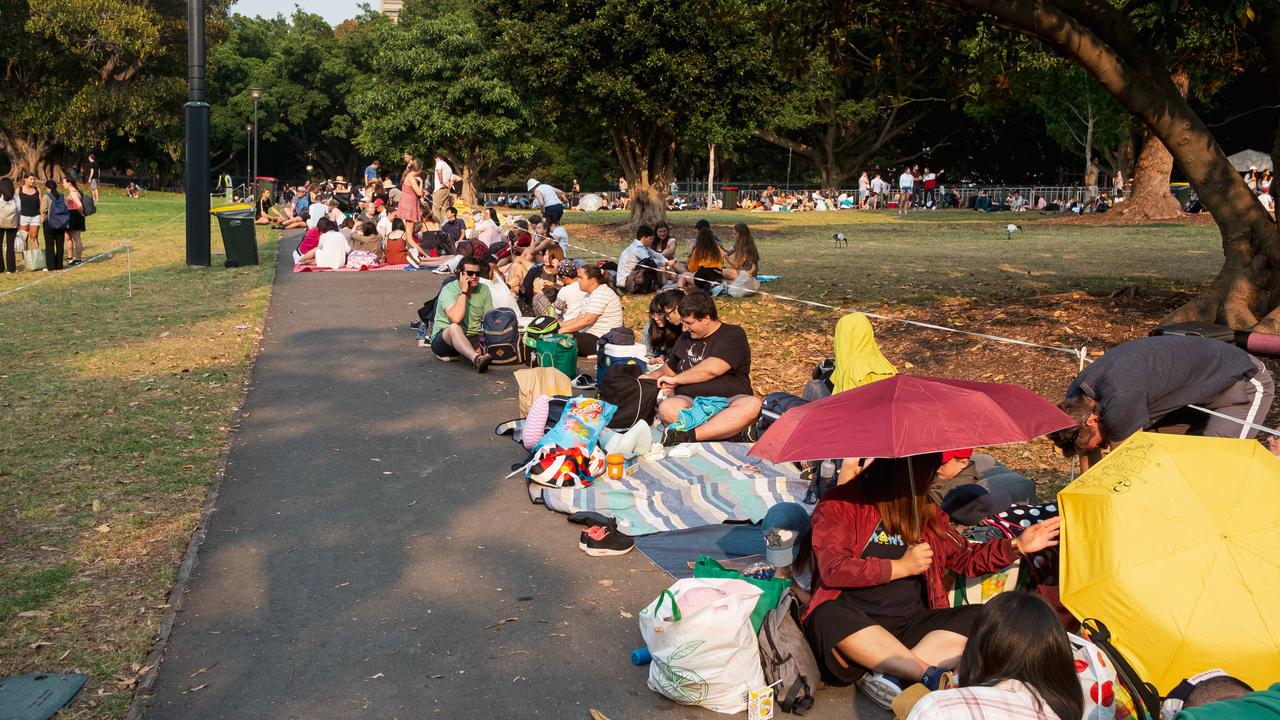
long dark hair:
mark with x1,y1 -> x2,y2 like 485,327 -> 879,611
960,592 -> 1084,720
847,454 -> 946,543
44,179 -> 61,198
688,226 -> 722,268
730,223 -> 759,272
0,177 -> 13,201
646,289 -> 684,357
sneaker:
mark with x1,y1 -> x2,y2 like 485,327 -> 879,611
857,672 -> 904,710
920,666 -> 956,691
473,353 -> 492,374
405,253 -> 421,268
433,353 -> 458,362
578,524 -> 634,556
733,424 -> 760,443
416,337 -> 426,348
410,320 -> 422,329
661,426 -> 697,447
430,264 -> 452,275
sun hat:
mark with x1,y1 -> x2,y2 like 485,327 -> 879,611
762,502 -> 811,568
527,178 -> 539,191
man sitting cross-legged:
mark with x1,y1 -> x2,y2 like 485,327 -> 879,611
430,255 -> 495,374
643,291 -> 763,445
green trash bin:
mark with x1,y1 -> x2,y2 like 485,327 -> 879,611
213,209 -> 259,267
722,186 -> 738,210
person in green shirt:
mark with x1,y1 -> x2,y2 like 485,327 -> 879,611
431,255 -> 495,373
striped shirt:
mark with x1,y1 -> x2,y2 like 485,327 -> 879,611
908,680 -> 1061,720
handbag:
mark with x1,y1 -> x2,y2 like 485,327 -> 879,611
534,333 -> 578,379
693,556 -> 791,633
14,229 -> 27,254
24,242 -> 46,271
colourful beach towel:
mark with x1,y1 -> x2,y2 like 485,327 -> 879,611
293,262 -> 409,273
528,442 -> 812,536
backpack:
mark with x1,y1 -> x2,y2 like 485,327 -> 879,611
415,278 -> 456,337
757,590 -> 821,715
598,363 -> 659,430
758,392 -> 808,435
0,198 -> 18,228
80,193 -> 97,217
46,194 -> 70,230
481,307 -> 525,365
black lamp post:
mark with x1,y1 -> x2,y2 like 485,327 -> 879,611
184,0 -> 210,267
244,123 -> 252,198
249,88 -> 261,198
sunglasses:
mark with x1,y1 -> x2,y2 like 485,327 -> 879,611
461,269 -> 480,277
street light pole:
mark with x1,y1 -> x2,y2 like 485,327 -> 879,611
250,88 -> 261,200
244,123 -> 252,200
184,0 -> 210,267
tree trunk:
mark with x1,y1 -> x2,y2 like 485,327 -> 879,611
609,121 -> 671,228
1112,70 -> 1188,221
947,0 -> 1280,330
459,165 -> 478,207
707,143 -> 716,210
0,134 -> 54,179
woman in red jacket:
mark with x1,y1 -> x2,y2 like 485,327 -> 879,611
804,453 -> 1060,709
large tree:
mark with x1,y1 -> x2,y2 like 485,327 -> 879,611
943,0 -> 1280,331
486,0 -> 770,225
753,3 -> 970,192
0,0 -> 227,178
348,7 -> 533,204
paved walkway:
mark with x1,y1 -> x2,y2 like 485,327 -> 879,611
145,238 -> 870,718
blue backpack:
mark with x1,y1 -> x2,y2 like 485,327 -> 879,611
481,307 -> 525,365
46,194 -> 70,230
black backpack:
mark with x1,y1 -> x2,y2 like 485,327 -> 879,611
758,392 -> 808,435
758,590 -> 821,715
481,307 -> 525,365
598,363 -> 658,430
416,278 -> 457,337
80,193 -> 97,217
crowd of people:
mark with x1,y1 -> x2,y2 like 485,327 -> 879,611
0,171 -> 92,272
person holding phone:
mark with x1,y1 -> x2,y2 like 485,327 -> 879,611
429,256 -> 494,373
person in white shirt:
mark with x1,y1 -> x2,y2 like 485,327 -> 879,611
617,225 -> 674,293
898,168 -> 914,214
472,207 -> 502,247
527,178 -> 567,225
557,264 -> 625,356
307,200 -> 326,228
376,206 -> 395,238
858,172 -> 871,209
432,154 -> 455,220
314,219 -> 350,269
870,174 -> 886,209
480,264 -> 521,315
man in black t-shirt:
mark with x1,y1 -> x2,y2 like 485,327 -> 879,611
441,206 -> 467,247
1048,335 -> 1274,471
86,153 -> 100,202
644,291 -> 762,445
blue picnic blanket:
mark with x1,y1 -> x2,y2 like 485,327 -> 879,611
527,442 -> 813,536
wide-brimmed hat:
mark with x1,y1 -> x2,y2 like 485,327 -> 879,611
527,178 -> 539,191
382,179 -> 395,189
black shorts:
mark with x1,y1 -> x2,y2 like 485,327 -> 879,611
430,327 -> 481,357
542,203 -> 564,225
805,593 -> 984,685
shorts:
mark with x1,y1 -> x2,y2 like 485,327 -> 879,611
19,215 -> 40,227
805,593 -> 984,685
541,203 -> 564,225
88,179 -> 99,190
430,328 -> 481,358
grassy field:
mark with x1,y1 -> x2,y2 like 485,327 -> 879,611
0,191 -> 275,718
0,199 -> 1227,717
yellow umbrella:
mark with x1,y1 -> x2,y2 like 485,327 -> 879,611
1059,432 -> 1280,693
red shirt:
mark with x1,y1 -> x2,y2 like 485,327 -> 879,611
297,227 -> 320,255
803,480 -> 1018,622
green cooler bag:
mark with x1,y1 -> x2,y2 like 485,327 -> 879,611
535,333 -> 578,379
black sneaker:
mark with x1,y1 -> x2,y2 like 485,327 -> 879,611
733,424 -> 760,443
579,524 -> 634,556
661,427 -> 697,446
473,353 -> 492,374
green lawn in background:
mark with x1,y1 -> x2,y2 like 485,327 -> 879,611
0,190 -> 276,719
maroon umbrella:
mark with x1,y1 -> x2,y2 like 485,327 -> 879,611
749,375 -> 1073,464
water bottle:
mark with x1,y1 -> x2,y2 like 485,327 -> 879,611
631,647 -> 652,666
819,459 -> 836,484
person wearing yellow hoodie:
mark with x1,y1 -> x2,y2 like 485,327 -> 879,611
831,313 -> 897,483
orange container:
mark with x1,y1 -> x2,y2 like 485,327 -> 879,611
606,453 -> 626,480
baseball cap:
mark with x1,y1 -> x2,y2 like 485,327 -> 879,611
373,198 -> 384,207
762,502 -> 811,568
557,259 -> 578,277
941,448 -> 973,464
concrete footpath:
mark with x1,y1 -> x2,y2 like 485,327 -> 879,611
144,238 -> 869,718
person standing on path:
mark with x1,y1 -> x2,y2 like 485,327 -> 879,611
62,177 -> 87,266
432,154 -> 455,220
399,160 -> 425,248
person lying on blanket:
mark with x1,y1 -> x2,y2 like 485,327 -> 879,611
642,290 -> 763,446
802,454 -> 1060,710
1048,335 -> 1276,472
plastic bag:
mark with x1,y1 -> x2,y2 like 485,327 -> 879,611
534,396 -> 616,455
726,272 -> 761,298
693,556 -> 791,633
639,578 -> 765,714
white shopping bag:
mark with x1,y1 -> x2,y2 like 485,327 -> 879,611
639,577 -> 766,714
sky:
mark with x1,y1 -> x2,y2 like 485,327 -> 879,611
233,0 -> 364,25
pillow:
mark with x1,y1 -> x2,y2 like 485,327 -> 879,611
524,394 -> 551,450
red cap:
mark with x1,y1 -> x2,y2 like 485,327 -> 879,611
941,448 -> 973,464
373,198 -> 385,207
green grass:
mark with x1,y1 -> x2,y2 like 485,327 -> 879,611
0,190 -> 276,718
562,208 -> 1222,303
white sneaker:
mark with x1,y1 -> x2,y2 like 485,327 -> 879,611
857,672 -> 904,710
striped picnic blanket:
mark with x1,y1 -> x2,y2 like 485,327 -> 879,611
528,442 -> 813,536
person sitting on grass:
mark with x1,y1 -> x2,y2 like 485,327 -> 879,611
617,224 -> 676,293
430,255 -> 494,373
643,291 -> 764,445
642,289 -> 685,363
677,226 -> 726,290
906,591 -> 1083,720
803,454 -> 1061,710
255,189 -> 283,225
556,264 -> 625,356
721,222 -> 760,282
